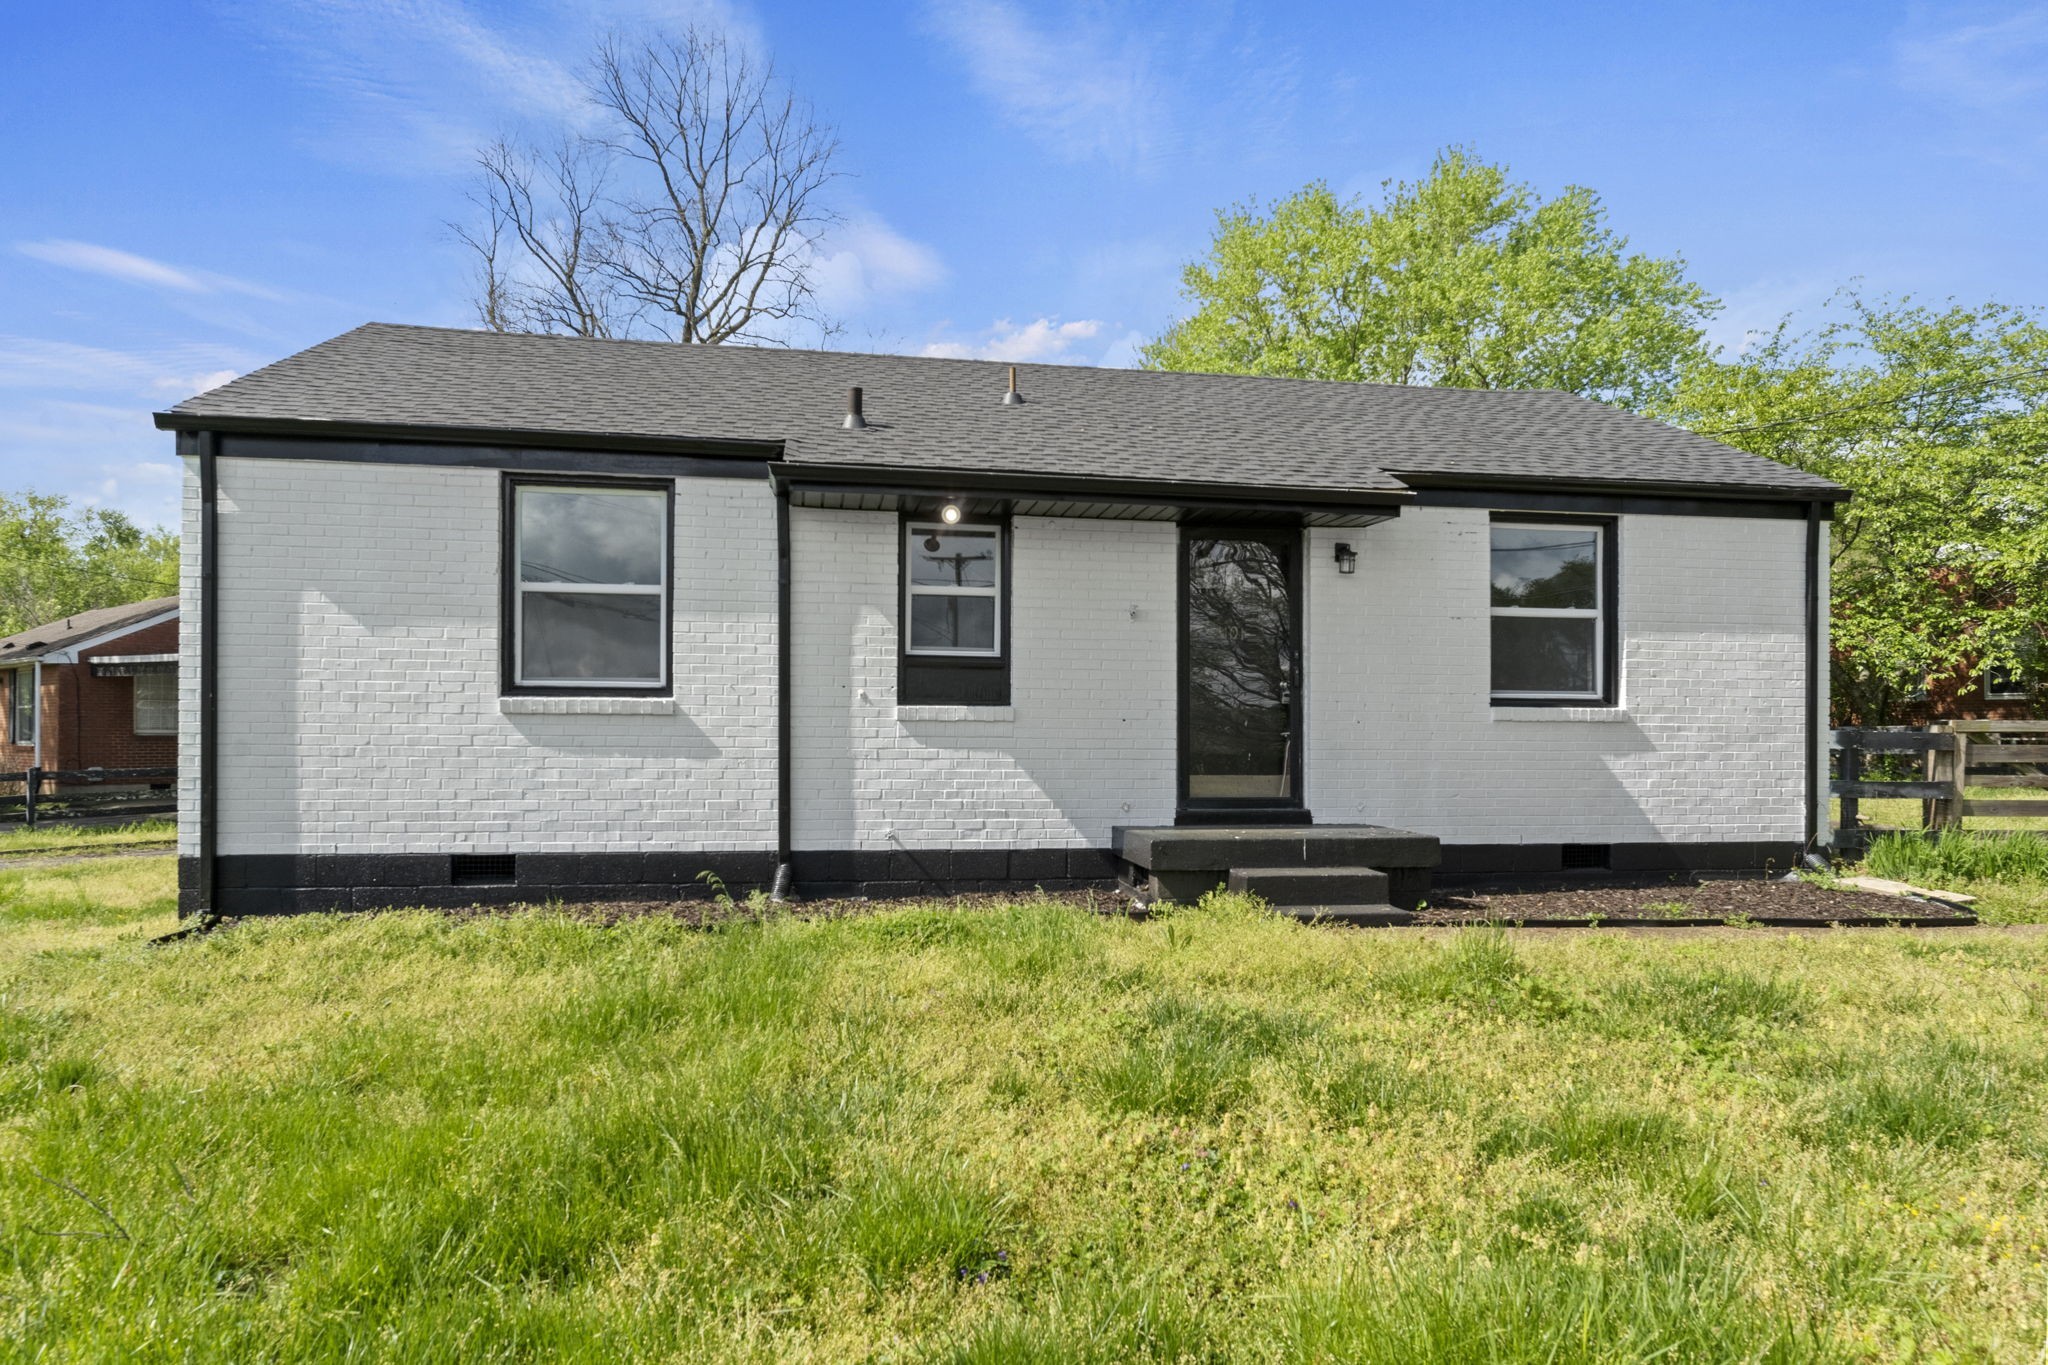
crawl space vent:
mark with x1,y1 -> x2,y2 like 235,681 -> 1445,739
450,853 -> 518,886
1559,844 -> 1611,871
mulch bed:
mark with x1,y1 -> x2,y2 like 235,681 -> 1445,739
1418,876 -> 1975,927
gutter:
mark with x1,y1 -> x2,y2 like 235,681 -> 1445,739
196,433 -> 219,917
1392,470 -> 1853,506
1805,500 -> 1823,856
769,461 -> 1413,514
770,477 -> 794,901
153,411 -> 784,463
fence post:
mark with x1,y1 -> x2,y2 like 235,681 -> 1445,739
1838,741 -> 1861,832
23,767 -> 38,830
1947,730 -> 1969,831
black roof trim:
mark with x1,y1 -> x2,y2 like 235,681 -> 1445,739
768,460 -> 1414,512
153,411 -> 784,462
1391,470 -> 1851,505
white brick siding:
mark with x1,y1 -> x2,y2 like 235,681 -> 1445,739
1303,509 -> 1812,845
790,509 -> 1177,849
182,456 -> 776,855
180,459 -> 1816,860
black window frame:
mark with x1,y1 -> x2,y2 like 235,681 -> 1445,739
500,473 -> 676,698
897,509 -> 1011,706
1488,512 -> 1619,708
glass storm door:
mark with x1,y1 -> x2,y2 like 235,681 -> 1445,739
1180,531 -> 1303,813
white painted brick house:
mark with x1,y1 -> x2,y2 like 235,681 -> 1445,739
160,324 -> 1844,916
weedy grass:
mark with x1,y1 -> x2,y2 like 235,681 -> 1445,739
1,869 -> 2046,1359
0,817 -> 176,857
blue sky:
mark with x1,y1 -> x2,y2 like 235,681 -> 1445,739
3,0 -> 2045,530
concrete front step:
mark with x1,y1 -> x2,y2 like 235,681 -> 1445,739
1228,865 -> 1389,906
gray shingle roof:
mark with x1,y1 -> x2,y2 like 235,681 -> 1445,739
0,597 -> 178,663
163,323 -> 1844,500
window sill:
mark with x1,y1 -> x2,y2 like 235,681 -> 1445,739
895,705 -> 1016,723
500,696 -> 677,716
1491,705 -> 1629,723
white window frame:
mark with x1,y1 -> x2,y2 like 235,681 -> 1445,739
511,483 -> 670,690
10,668 -> 33,746
1489,521 -> 1607,703
1985,665 -> 2028,701
132,671 -> 176,736
904,521 -> 1003,658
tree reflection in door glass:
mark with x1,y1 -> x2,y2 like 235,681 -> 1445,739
1187,538 -> 1295,800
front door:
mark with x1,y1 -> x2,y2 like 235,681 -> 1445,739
1179,529 -> 1305,821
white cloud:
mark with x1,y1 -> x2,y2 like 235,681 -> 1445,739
922,317 -> 1104,363
216,0 -> 761,173
1897,6 -> 2048,108
16,240 -> 293,302
922,0 -> 1164,166
0,336 -> 252,397
809,216 -> 948,314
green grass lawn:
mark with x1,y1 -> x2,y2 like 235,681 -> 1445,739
4,842 -> 2048,1360
0,816 -> 175,858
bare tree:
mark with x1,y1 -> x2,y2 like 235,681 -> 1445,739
452,28 -> 840,345
455,138 -> 627,338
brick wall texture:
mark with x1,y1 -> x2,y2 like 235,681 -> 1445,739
182,456 -> 1818,857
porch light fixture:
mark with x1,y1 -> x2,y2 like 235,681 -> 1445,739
1334,542 -> 1358,574
939,502 -> 963,525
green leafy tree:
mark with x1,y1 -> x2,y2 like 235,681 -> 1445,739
1143,148 -> 1718,409
0,492 -> 179,639
1660,291 -> 2048,724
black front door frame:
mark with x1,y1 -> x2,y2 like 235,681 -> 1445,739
1176,524 -> 1311,826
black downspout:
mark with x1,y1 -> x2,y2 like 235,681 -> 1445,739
196,432 -> 220,917
770,478 -> 794,900
1804,500 -> 1822,858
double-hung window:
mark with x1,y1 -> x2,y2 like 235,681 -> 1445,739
9,669 -> 32,745
905,522 -> 1002,657
133,672 -> 176,735
1489,519 -> 1613,704
509,481 -> 670,689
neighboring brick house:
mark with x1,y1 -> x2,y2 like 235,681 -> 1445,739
0,598 -> 179,785
158,324 -> 1848,917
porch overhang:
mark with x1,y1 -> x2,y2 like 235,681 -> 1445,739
767,462 -> 1408,528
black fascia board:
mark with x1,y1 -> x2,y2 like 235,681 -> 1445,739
1392,469 -> 1851,507
766,461 -> 1413,513
153,411 -> 783,462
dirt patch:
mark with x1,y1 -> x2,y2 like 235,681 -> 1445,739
1419,876 -> 1974,927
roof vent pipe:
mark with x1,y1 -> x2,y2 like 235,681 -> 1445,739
1001,366 -> 1023,406
842,386 -> 867,430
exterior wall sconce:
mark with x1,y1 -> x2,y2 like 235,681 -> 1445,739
1334,542 -> 1358,574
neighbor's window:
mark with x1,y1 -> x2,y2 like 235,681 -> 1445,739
133,672 -> 176,735
1490,521 -> 1610,703
1985,664 -> 2028,701
511,482 -> 669,688
905,522 -> 1002,656
10,669 -> 32,745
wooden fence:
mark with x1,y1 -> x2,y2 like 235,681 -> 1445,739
1833,721 -> 2048,840
0,767 -> 177,829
